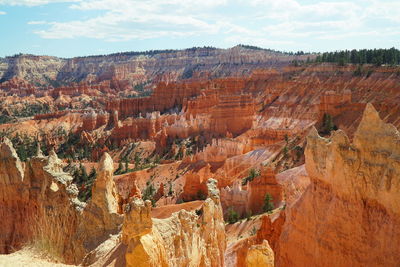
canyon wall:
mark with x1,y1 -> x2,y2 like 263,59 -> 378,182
0,140 -> 124,264
0,140 -> 84,263
0,47 -> 311,87
277,104 -> 400,267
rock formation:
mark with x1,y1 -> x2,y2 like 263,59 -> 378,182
122,178 -> 226,267
220,168 -> 283,217
245,240 -> 275,267
277,104 -> 400,267
0,143 -> 126,265
1,47 -> 400,267
74,153 -> 123,259
0,140 -> 83,263
0,47 -> 311,88
0,137 -> 28,254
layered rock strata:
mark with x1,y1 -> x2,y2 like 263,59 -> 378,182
277,104 -> 400,267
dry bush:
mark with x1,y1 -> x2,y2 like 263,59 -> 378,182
27,203 -> 73,263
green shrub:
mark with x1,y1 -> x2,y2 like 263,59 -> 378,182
142,181 -> 156,207
320,113 -> 338,135
263,193 -> 274,213
227,207 -> 239,224
249,226 -> 257,236
242,168 -> 260,185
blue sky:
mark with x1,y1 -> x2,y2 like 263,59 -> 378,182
0,0 -> 399,58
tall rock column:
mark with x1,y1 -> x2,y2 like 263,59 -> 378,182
122,178 -> 227,267
75,152 -> 123,259
201,178 -> 226,267
122,198 -> 154,267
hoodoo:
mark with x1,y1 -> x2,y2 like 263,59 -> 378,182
0,32 -> 399,266
277,103 -> 400,267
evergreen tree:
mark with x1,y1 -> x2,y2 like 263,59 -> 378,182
89,166 -> 97,179
80,164 -> 88,182
227,207 -> 239,224
142,181 -> 156,207
72,166 -> 81,184
321,113 -> 337,135
114,161 -> 124,175
134,153 -> 141,169
314,48 -> 400,65
124,157 -> 129,173
16,145 -> 28,161
263,193 -> 274,213
168,181 -> 173,196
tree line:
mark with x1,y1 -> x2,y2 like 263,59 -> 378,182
315,48 -> 400,66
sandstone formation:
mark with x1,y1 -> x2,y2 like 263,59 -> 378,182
122,179 -> 226,267
0,47 -> 311,88
0,139 -> 83,263
277,104 -> 400,267
0,137 -> 28,254
220,168 -> 283,217
0,141 -> 125,264
1,46 -> 400,267
245,240 -> 275,267
74,153 -> 123,259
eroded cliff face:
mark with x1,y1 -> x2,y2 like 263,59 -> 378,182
220,167 -> 283,218
0,140 -> 126,264
122,179 -> 226,267
0,138 -> 29,254
0,140 -> 84,263
0,47 -> 310,87
277,104 -> 400,267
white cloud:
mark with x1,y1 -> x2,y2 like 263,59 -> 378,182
32,0 -> 229,40
14,0 -> 400,49
225,35 -> 295,48
0,10 -> 5,14
0,0 -> 80,6
28,20 -> 46,24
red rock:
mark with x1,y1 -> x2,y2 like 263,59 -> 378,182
277,104 -> 400,267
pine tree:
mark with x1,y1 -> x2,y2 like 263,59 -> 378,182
227,207 -> 239,224
114,161 -> 124,175
89,166 -> 97,179
124,158 -> 129,173
322,113 -> 336,135
263,193 -> 274,213
142,181 -> 156,207
17,145 -> 28,161
80,164 -> 88,182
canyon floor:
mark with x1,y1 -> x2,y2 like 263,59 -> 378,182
0,249 -> 73,267
0,48 -> 399,266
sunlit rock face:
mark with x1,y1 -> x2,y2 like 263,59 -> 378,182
277,104 -> 400,267
0,146 -> 126,265
0,141 -> 83,263
74,152 -> 123,260
245,240 -> 275,267
0,48 -> 311,87
1,50 -> 400,267
122,179 -> 226,267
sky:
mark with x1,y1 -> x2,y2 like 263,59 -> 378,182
0,0 -> 399,58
